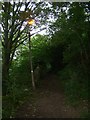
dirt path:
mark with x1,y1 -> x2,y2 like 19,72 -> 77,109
15,74 -> 88,118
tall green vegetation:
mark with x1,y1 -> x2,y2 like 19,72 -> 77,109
50,2 -> 89,103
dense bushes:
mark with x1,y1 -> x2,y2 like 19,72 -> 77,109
58,64 -> 88,104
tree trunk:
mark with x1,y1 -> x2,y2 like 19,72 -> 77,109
2,49 -> 10,96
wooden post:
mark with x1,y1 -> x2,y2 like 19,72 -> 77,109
28,32 -> 35,90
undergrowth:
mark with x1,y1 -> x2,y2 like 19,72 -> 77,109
58,64 -> 88,105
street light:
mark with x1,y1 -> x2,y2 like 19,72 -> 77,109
27,18 -> 46,90
27,18 -> 35,90
27,19 -> 35,25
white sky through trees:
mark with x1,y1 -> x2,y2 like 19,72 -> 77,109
0,0 -> 89,2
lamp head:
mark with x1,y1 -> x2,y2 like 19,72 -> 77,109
27,19 -> 35,25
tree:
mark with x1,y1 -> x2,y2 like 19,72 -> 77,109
1,2 -> 32,95
1,1 -> 54,95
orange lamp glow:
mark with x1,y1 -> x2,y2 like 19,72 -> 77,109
27,19 -> 35,25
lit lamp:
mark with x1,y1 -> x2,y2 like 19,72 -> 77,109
27,18 -> 35,90
27,19 -> 35,25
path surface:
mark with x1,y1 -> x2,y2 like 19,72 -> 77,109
15,74 -> 88,118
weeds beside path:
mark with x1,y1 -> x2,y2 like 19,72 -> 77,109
15,74 -> 88,118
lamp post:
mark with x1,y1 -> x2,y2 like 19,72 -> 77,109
27,19 -> 46,90
27,19 -> 35,90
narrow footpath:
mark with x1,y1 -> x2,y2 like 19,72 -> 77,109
15,74 -> 88,118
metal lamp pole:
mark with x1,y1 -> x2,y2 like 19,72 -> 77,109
27,19 -> 35,90
27,19 -> 46,90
